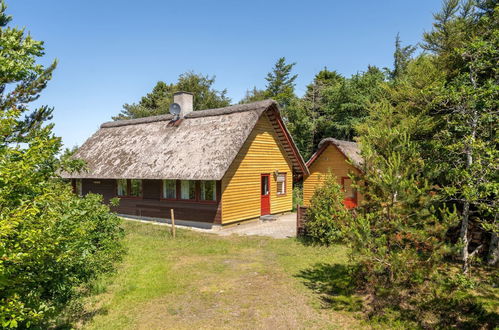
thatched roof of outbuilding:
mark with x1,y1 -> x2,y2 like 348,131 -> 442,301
62,100 -> 308,180
307,138 -> 363,170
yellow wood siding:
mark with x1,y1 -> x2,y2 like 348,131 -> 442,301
303,144 -> 362,206
221,114 -> 293,224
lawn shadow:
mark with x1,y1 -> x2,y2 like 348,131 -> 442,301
55,305 -> 109,330
418,294 -> 499,329
296,263 -> 363,312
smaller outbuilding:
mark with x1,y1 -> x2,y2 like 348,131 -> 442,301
303,138 -> 363,209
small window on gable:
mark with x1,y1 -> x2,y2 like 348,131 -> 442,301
180,180 -> 196,200
117,179 -> 127,196
276,173 -> 286,195
163,179 -> 177,199
75,179 -> 83,196
200,180 -> 216,201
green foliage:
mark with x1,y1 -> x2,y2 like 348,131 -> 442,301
283,66 -> 386,160
0,2 -> 124,327
390,33 -> 417,80
292,185 -> 303,211
238,86 -> 267,104
422,0 -> 499,271
240,57 -> 298,107
306,173 -> 351,245
350,100 -> 451,286
264,57 -> 298,108
332,1 -> 499,325
113,71 -> 231,120
317,66 -> 386,142
57,146 -> 86,175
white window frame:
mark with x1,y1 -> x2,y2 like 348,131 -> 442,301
276,173 -> 286,195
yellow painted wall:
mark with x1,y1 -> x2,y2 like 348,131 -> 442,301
221,114 -> 293,224
303,144 -> 362,207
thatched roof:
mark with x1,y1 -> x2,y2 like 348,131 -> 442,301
62,100 -> 308,180
307,138 -> 363,169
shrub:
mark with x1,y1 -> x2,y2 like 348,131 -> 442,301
305,173 -> 351,245
0,183 -> 124,328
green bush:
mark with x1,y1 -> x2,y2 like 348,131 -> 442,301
305,173 -> 351,245
0,183 -> 124,328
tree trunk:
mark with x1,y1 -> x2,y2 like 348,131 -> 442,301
488,232 -> 499,266
460,102 -> 477,274
460,200 -> 471,274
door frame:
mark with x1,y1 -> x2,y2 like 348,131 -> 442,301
260,173 -> 271,216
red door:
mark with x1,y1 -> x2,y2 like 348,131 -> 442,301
261,174 -> 270,215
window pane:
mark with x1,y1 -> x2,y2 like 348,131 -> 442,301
180,180 -> 196,200
130,179 -> 142,197
163,179 -> 176,199
200,181 -> 216,201
343,178 -> 356,199
261,176 -> 269,195
117,179 -> 127,196
277,173 -> 286,195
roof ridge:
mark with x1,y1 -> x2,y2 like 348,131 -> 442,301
101,99 -> 276,128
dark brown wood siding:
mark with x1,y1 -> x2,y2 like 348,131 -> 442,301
77,179 -> 221,224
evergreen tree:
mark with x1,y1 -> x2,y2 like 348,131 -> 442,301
317,65 -> 386,142
284,69 -> 344,159
113,71 -> 231,120
264,57 -> 298,108
423,0 -> 498,270
348,100 -> 452,325
390,33 -> 417,80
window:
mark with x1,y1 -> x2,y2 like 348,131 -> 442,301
117,179 -> 127,196
130,179 -> 142,197
200,180 -> 216,201
116,179 -> 142,197
261,175 -> 269,195
162,179 -> 177,199
180,180 -> 196,200
75,179 -> 83,196
342,177 -> 356,199
276,173 -> 286,195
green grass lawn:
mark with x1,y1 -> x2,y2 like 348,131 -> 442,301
77,221 -> 364,329
75,221 -> 498,329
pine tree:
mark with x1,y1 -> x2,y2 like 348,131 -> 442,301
264,57 -> 298,108
423,0 -> 498,270
348,100 -> 451,321
390,33 -> 417,80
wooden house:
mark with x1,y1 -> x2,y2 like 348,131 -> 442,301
62,93 -> 308,227
303,138 -> 363,209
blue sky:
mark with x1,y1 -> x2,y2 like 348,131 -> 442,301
8,0 -> 441,148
